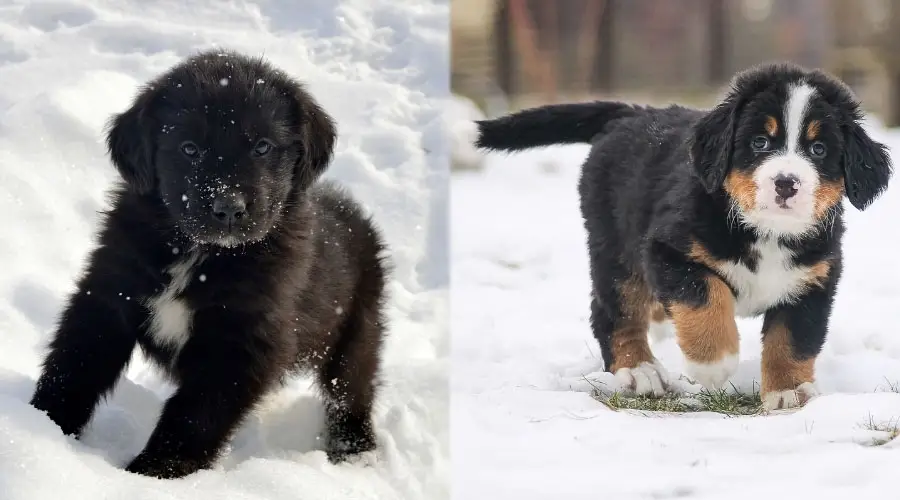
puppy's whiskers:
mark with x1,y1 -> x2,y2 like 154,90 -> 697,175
727,200 -> 756,234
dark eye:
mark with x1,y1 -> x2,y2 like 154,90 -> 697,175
751,135 -> 770,152
252,139 -> 273,157
809,141 -> 827,158
180,141 -> 199,158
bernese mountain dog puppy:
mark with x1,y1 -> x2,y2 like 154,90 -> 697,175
475,63 -> 892,411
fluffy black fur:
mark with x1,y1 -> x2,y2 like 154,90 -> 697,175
30,50 -> 389,479
475,62 -> 892,407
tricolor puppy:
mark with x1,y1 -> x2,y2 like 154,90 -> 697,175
475,63 -> 891,411
30,50 -> 389,478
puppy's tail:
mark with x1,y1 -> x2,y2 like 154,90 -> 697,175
475,101 -> 642,153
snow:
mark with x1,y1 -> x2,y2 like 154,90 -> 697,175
0,1 -> 448,499
448,94 -> 485,172
452,125 -> 900,498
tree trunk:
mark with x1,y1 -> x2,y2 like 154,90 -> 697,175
874,1 -> 900,125
708,0 -> 727,85
890,71 -> 900,127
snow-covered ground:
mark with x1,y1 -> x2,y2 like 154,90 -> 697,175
452,122 -> 900,498
0,1 -> 448,499
447,94 -> 484,172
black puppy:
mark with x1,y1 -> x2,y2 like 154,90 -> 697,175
30,50 -> 389,478
476,63 -> 891,411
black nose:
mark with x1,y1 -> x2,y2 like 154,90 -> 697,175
212,196 -> 247,226
773,174 -> 799,200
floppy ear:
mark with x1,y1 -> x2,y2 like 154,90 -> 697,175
688,95 -> 741,193
290,86 -> 337,187
105,90 -> 157,194
841,121 -> 892,210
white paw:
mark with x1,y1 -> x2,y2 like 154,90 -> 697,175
648,320 -> 675,344
762,382 -> 819,411
614,360 -> 671,397
684,354 -> 738,390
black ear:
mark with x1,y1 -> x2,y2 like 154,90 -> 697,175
105,90 -> 157,194
842,121 -> 892,210
688,95 -> 741,193
290,86 -> 337,187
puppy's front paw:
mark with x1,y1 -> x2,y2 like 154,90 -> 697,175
126,451 -> 208,479
326,434 -> 377,464
326,416 -> 377,465
684,353 -> 738,390
614,360 -> 671,397
761,382 -> 819,411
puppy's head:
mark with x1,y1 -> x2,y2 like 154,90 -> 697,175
689,63 -> 892,237
106,49 -> 336,247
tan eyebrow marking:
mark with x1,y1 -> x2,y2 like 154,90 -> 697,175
806,120 -> 821,141
765,115 -> 778,136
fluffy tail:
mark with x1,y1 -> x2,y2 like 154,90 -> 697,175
475,101 -> 642,153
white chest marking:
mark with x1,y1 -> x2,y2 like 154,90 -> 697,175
145,251 -> 204,353
715,238 -> 813,317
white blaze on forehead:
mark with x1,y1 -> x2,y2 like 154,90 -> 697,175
784,82 -> 816,153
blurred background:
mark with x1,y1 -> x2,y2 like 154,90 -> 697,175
450,0 -> 900,170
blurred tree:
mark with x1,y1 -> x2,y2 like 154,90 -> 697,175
494,0 -> 613,101
873,0 -> 900,125
708,0 -> 728,85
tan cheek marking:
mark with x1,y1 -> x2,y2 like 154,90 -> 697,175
723,170 -> 758,212
765,116 -> 778,136
806,120 -> 821,141
761,321 -> 815,395
813,180 -> 844,219
608,277 -> 655,372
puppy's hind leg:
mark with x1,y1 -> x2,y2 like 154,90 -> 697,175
591,266 -> 671,397
318,270 -> 387,463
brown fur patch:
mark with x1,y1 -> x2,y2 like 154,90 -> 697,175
723,170 -> 757,212
765,115 -> 778,136
813,179 -> 844,219
806,120 -> 821,141
668,276 -> 739,363
688,241 -> 721,269
761,321 -> 815,395
804,260 -> 831,288
608,277 -> 655,372
649,301 -> 668,323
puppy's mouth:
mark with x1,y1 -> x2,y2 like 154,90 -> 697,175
744,199 -> 818,237
173,192 -> 279,247
756,199 -> 808,217
759,191 -> 808,212
764,199 -> 799,213
212,234 -> 253,248
192,227 -> 270,248
176,219 -> 273,248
